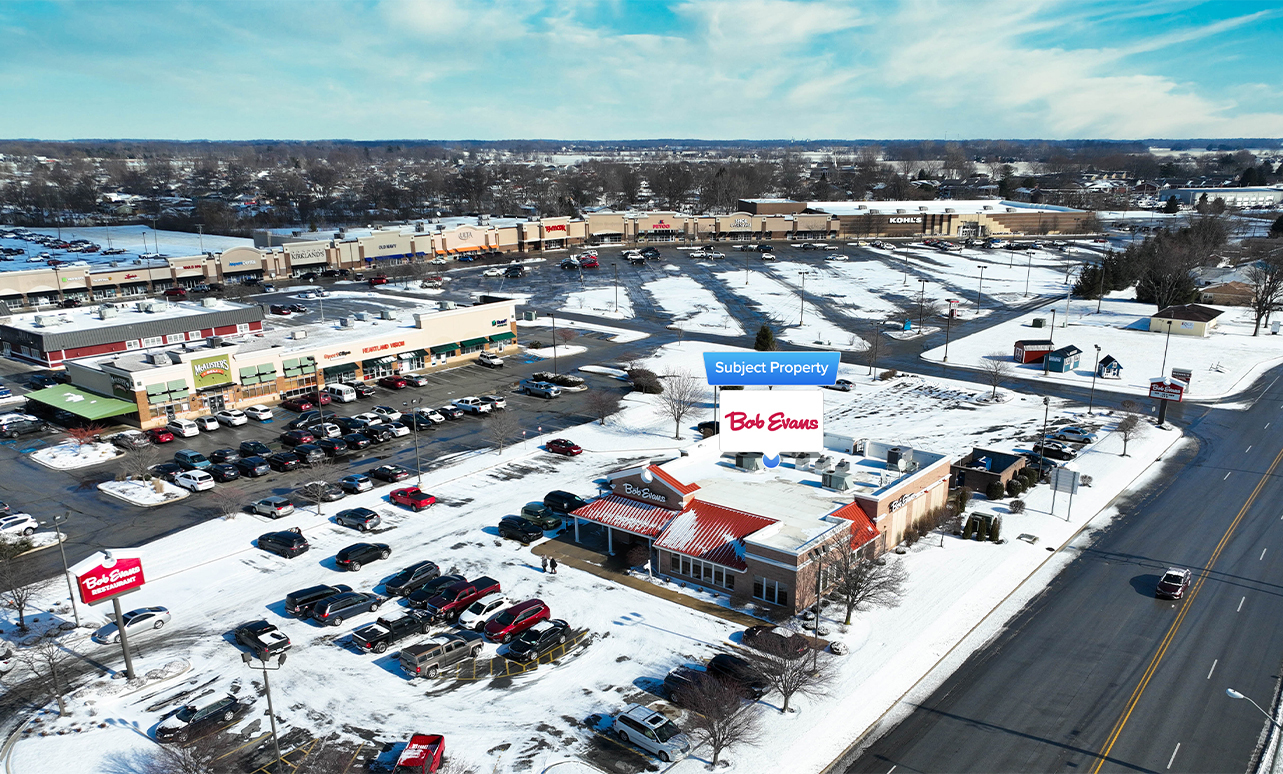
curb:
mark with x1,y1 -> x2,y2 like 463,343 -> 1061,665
1,716 -> 34,774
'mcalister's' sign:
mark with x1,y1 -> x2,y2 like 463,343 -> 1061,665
77,556 -> 146,605
718,390 -> 823,456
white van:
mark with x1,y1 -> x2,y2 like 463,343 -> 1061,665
173,470 -> 215,492
325,384 -> 357,403
166,418 -> 200,438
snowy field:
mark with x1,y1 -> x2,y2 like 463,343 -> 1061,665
712,264 -> 866,350
559,285 -> 636,319
923,297 -> 1283,400
3,342 -> 1183,774
0,225 -> 251,273
645,275 -> 745,335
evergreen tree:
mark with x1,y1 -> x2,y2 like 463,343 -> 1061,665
754,324 -> 777,351
1162,196 -> 1179,214
1271,215 -> 1283,238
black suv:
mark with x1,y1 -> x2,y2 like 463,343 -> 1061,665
405,574 -> 466,609
384,560 -> 441,597
209,448 -> 241,465
266,452 -> 302,472
506,618 -> 570,662
258,528 -> 309,559
498,516 -> 543,545
311,591 -> 385,626
504,265 -> 525,278
284,583 -> 352,616
234,620 -> 292,660
239,440 -> 272,458
235,456 -> 271,477
335,542 -> 392,572
287,409 -> 338,431
706,653 -> 768,699
543,490 -> 586,514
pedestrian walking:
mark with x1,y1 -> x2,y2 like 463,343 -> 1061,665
549,557 -> 558,575
541,555 -> 549,573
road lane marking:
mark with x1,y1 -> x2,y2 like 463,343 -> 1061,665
1225,471 -> 1232,480
1239,596 -> 1246,612
1268,423 -> 1272,429
1247,446 -> 1253,453
1167,743 -> 1180,769
1090,441 -> 1283,773
1262,549 -> 1268,561
1207,659 -> 1217,679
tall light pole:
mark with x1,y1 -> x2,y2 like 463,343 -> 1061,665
243,651 -> 287,772
798,271 -> 810,325
943,309 -> 954,363
404,398 -> 423,484
1024,252 -> 1033,297
611,262 -> 618,313
550,313 -> 559,375
918,278 -> 927,332
1160,319 -> 1173,376
1226,688 -> 1282,729
1040,396 -> 1051,473
41,512 -> 79,627
1088,344 -> 1101,415
975,266 -> 986,312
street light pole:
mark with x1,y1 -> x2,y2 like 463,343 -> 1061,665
1040,396 -> 1051,473
46,513 -> 79,627
799,271 -> 808,325
943,310 -> 953,363
975,266 -> 986,312
1160,319 -> 1173,376
550,313 -> 558,375
1088,345 -> 1101,414
918,278 -> 927,332
1226,688 -> 1283,728
611,262 -> 618,313
1025,253 -> 1033,297
404,398 -> 422,484
243,652 -> 287,772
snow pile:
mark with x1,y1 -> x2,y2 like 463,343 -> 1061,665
29,442 -> 122,471
560,285 -> 636,319
97,479 -> 189,507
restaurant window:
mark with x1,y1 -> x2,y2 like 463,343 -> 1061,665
141,336 -> 163,348
669,554 -> 734,590
124,340 -> 140,350
237,323 -> 250,334
752,576 -> 788,607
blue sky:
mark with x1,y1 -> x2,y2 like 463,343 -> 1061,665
0,0 -> 1280,141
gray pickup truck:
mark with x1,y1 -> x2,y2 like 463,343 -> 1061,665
519,380 -> 561,399
399,631 -> 485,678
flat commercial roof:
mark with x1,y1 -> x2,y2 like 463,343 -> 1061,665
25,385 -> 137,419
805,199 -> 1082,216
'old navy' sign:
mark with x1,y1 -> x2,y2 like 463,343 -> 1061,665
702,352 -> 840,386
622,482 -> 668,503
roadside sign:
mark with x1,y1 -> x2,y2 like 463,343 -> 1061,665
76,554 -> 146,606
1148,377 -> 1186,402
1050,467 -> 1080,495
1171,367 -> 1192,386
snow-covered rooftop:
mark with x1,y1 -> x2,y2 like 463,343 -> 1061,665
1,298 -> 259,335
805,199 -> 1081,215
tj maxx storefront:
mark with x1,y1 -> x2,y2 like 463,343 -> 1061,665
64,301 -> 518,428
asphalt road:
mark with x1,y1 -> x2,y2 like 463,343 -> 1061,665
841,368 -> 1283,774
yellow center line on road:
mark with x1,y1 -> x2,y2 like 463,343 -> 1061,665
1090,442 -> 1283,773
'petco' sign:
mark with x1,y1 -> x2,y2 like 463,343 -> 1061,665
719,390 -> 823,457
77,555 -> 146,605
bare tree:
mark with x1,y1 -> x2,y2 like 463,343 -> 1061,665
1244,253 -> 1283,336
483,408 -> 521,453
655,368 -> 704,439
980,352 -> 1014,398
119,444 -> 160,481
205,485 -> 247,522
743,632 -> 836,713
585,388 -> 624,426
673,675 -> 761,768
1116,415 -> 1147,456
19,638 -> 76,716
292,458 -> 339,517
109,731 -> 232,774
0,536 -> 37,630
824,543 -> 908,625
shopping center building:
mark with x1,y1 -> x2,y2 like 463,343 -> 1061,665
48,299 -> 517,428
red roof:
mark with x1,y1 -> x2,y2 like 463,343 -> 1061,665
829,502 -> 880,549
648,464 -> 700,495
571,494 -> 678,538
654,500 -> 775,570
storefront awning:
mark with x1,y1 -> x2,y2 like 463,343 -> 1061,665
430,343 -> 459,354
398,352 -> 417,360
323,364 -> 356,379
25,385 -> 137,420
367,253 -> 406,262
591,230 -> 622,236
460,337 -> 489,348
488,332 -> 516,343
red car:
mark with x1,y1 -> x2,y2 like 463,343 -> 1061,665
483,599 -> 551,643
379,375 -> 409,390
280,397 -> 315,413
146,427 -> 175,444
579,255 -> 599,269
390,487 -> 437,512
546,438 -> 582,456
305,391 -> 332,406
391,734 -> 444,774
369,275 -> 389,286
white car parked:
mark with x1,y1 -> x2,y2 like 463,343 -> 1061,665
166,419 -> 200,438
91,606 -> 171,644
385,422 -> 410,438
193,415 -> 220,431
245,405 -> 274,421
352,412 -> 386,425
457,593 -> 509,631
174,470 -> 215,492
215,409 -> 248,427
416,409 -> 446,424
371,406 -> 403,422
452,396 -> 492,415
0,512 -> 39,536
482,268 -> 504,278
309,422 -> 343,439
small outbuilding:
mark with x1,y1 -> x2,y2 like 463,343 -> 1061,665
951,448 -> 1027,493
1097,355 -> 1122,379
1045,345 -> 1082,373
1013,339 -> 1056,364
1149,304 -> 1224,338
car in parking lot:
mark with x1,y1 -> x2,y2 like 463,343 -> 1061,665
520,380 -> 560,398
612,704 -> 691,762
245,405 -> 274,422
546,438 -> 582,456
280,397 -> 315,413
279,430 -> 315,448
384,561 -> 441,597
663,665 -> 711,706
145,427 -> 175,444
484,599 -> 550,643
706,653 -> 768,699
405,574 -> 466,609
742,625 -> 809,658
288,409 -> 338,430
209,463 -> 240,483
216,409 -> 248,427
252,496 -> 296,518
371,405 -> 403,422
173,470 -> 215,492
340,474 -> 373,494
416,408 -> 446,424
1032,439 -> 1078,460
1156,567 -> 1192,599
346,382 -> 377,398
234,620 -> 291,660
155,694 -> 244,743
335,542 -> 391,571
483,267 -> 505,277
342,432 -> 372,451
452,396 -> 491,415
503,265 -> 526,278
174,449 -> 211,470
149,462 -> 184,482
369,464 -> 412,483
351,610 -> 435,654
193,415 -> 220,432
284,583 -> 351,616
292,444 -> 325,464
1052,426 -> 1098,444
0,513 -> 39,537
208,448 -> 240,465
518,502 -> 561,530
308,422 -> 342,439
384,422 -> 410,437
310,590 -> 385,626
269,304 -> 292,315
335,507 -> 382,532
364,424 -> 396,444
234,456 -> 271,477
479,395 -> 507,411
390,487 -> 435,511
92,606 -> 170,644
378,376 -> 409,390
457,592 -> 509,631
399,631 -> 484,678
166,418 -> 200,438
400,373 -> 430,387
437,404 -> 464,420
266,452 -> 301,472
239,440 -> 272,458
506,618 -> 570,662
108,430 -> 151,450
498,516 -> 544,544
477,351 -> 504,368
318,438 -> 348,456
824,379 -> 854,392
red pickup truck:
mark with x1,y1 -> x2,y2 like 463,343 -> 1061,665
390,486 -> 436,512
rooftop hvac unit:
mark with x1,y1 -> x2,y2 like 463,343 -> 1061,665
98,305 -> 118,320
380,310 -> 397,321
340,317 -> 352,328
34,315 -> 59,327
206,336 -> 224,347
734,452 -> 765,472
415,222 -> 426,232
354,311 -> 367,322
292,330 -> 307,340
438,301 -> 456,310
887,446 -> 913,470
945,208 -> 956,213
918,206 -> 928,211
821,471 -> 855,491
896,209 -> 907,214
200,297 -> 218,308
983,205 -> 993,210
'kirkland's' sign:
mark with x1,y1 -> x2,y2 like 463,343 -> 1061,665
191,354 -> 233,389
702,352 -> 840,386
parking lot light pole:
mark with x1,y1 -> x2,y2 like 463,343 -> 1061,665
943,311 -> 953,363
403,398 -> 423,484
550,313 -> 559,375
243,651 -> 286,772
611,262 -> 618,313
918,279 -> 927,332
975,266 -> 986,312
799,272 -> 809,325
1088,345 -> 1101,414
1025,253 -> 1033,297
1040,396 -> 1051,473
1226,688 -> 1283,729
42,512 -> 79,627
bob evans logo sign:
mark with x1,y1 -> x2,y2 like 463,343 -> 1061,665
888,217 -> 919,224
622,482 -> 668,504
191,354 -> 233,389
77,555 -> 145,605
719,390 -> 823,458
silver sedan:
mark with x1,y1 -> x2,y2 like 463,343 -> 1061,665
91,606 -> 171,644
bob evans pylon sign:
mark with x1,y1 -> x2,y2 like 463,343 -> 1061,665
76,554 -> 146,605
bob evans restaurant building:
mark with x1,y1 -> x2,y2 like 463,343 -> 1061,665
64,300 -> 518,428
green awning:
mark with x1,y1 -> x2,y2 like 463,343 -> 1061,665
323,365 -> 355,379
430,343 -> 459,355
488,332 -> 516,343
25,386 -> 137,421
460,337 -> 488,348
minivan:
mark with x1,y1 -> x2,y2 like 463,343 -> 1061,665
173,450 -> 211,470
166,419 -> 200,438
543,490 -> 587,514
284,583 -> 352,616
612,704 -> 691,762
325,384 -> 357,403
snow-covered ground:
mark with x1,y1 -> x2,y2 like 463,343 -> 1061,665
923,296 -> 1283,400
97,479 -> 189,507
712,264 -> 866,350
3,341 -> 1182,774
29,441 -> 122,470
646,275 -> 746,335
0,225 -> 251,274
559,285 -> 636,319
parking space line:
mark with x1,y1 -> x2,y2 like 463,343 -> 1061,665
343,742 -> 366,773
1167,742 -> 1180,769
1207,659 -> 1217,679
214,732 -> 271,760
1261,548 -> 1268,561
1238,596 -> 1245,612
